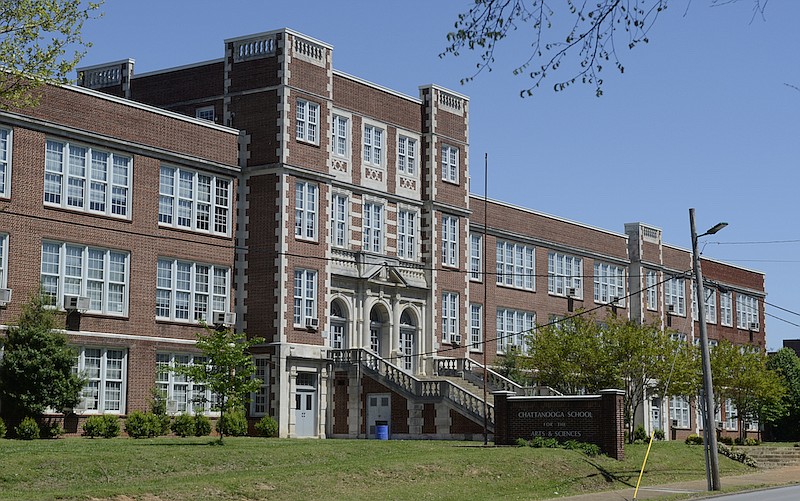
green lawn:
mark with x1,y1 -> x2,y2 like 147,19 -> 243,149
0,438 -> 755,500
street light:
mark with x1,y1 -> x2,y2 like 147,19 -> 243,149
690,209 -> 726,491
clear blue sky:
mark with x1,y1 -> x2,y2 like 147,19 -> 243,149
76,1 -> 800,351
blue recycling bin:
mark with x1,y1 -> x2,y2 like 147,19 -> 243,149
375,421 -> 389,440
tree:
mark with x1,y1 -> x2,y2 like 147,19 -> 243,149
765,348 -> 800,441
0,293 -> 85,421
442,0 -> 768,97
170,325 -> 264,443
0,0 -> 103,109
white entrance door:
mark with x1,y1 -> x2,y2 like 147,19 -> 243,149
400,327 -> 416,373
294,373 -> 317,437
366,393 -> 391,438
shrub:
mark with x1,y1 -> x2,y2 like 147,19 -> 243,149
633,425 -> 649,442
515,437 -> 529,447
171,414 -> 195,437
719,435 -> 734,446
83,415 -> 120,438
685,433 -> 703,445
653,428 -> 665,441
216,407 -> 247,437
529,436 -> 559,448
15,417 -> 40,440
194,414 -> 211,437
255,416 -> 279,438
734,437 -> 760,446
718,443 -> 758,467
0,417 -> 6,438
41,420 -> 64,439
125,411 -> 165,438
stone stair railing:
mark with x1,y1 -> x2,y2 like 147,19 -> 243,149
434,357 -> 563,397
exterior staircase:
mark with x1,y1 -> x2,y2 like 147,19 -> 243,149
736,446 -> 800,468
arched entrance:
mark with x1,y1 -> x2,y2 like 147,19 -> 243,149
330,299 -> 348,349
399,309 -> 418,373
369,304 -> 390,358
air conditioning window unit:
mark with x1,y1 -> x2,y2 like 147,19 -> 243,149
667,304 -> 675,313
64,295 -> 90,311
305,317 -> 319,331
0,287 -> 11,306
452,334 -> 462,344
567,288 -> 576,297
166,400 -> 178,414
212,311 -> 236,326
749,322 -> 760,331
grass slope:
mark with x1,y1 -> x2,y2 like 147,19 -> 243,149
0,438 -> 753,500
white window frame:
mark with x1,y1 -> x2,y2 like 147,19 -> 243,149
293,268 -> 318,326
295,99 -> 319,144
362,201 -> 384,253
363,123 -> 384,167
441,144 -> 459,183
156,352 -> 220,415
0,128 -> 11,199
441,292 -> 459,344
331,113 -> 350,157
669,396 -> 690,428
40,241 -> 129,315
251,357 -> 270,416
692,286 -> 717,324
469,234 -> 482,281
156,258 -> 230,323
295,180 -> 318,240
469,303 -> 482,352
496,240 -> 535,290
442,215 -> 459,267
593,262 -> 626,306
159,165 -> 231,236
44,139 -> 131,218
496,308 -> 535,355
547,252 -> 583,299
724,399 -> 738,431
397,135 -> 417,176
646,270 -> 658,311
736,294 -> 759,329
397,208 -> 417,260
331,193 -> 349,248
0,233 -> 7,289
73,347 -> 127,414
720,290 -> 733,326
195,106 -> 215,122
665,277 -> 686,316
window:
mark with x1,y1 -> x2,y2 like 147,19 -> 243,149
470,304 -> 482,352
397,209 -> 416,260
469,234 -> 482,281
724,399 -> 737,430
397,136 -> 417,175
547,252 -> 583,298
73,347 -> 126,414
295,99 -> 319,144
594,263 -> 626,306
669,396 -> 690,428
331,114 -> 349,157
665,277 -> 685,316
693,286 -> 717,324
331,194 -> 348,248
159,165 -> 231,236
720,290 -> 733,326
295,181 -> 317,240
497,308 -> 535,354
293,269 -> 317,326
156,353 -> 220,415
251,357 -> 269,416
0,128 -> 10,198
44,139 -> 131,218
363,124 -> 384,166
40,242 -> 128,315
736,294 -> 759,329
195,106 -> 215,122
646,270 -> 658,311
496,241 -> 535,290
442,215 -> 459,267
362,202 -> 383,253
0,233 -> 6,288
441,144 -> 459,183
156,259 -> 229,323
441,292 -> 459,343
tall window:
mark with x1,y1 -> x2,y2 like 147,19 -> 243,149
73,347 -> 126,414
441,144 -> 458,183
669,396 -> 690,428
156,353 -> 219,415
0,128 -> 10,198
0,233 -> 7,289
496,241 -> 535,290
251,357 -> 269,416
720,291 -> 733,326
295,181 -> 317,240
159,166 -> 230,236
693,286 -> 717,323
156,259 -> 229,323
363,124 -> 384,166
594,263 -> 626,305
362,202 -> 383,253
469,234 -> 482,281
724,399 -> 738,430
665,277 -> 686,316
736,294 -> 759,329
646,270 -> 658,311
397,209 -> 416,260
44,139 -> 131,218
331,194 -> 348,248
293,269 -> 317,326
397,136 -> 417,175
470,304 -> 482,351
331,114 -> 349,157
442,215 -> 459,267
497,308 -> 534,354
40,242 -> 128,315
441,292 -> 459,343
547,252 -> 583,298
295,99 -> 319,143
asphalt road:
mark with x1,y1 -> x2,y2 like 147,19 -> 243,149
709,485 -> 800,500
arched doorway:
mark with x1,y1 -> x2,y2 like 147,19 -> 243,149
399,309 -> 417,373
369,304 -> 389,358
330,299 -> 348,349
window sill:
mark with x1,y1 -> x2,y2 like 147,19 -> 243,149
441,178 -> 460,186
496,283 -> 535,293
295,138 -> 320,148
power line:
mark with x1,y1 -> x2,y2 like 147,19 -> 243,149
765,312 -> 800,329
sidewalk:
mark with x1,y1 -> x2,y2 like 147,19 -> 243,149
554,464 -> 800,500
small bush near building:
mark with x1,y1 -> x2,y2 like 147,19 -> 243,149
255,416 -> 279,438
0,417 -> 6,438
734,437 -> 760,446
125,411 -> 166,439
563,440 -> 601,457
194,414 -> 211,437
15,417 -> 40,440
719,436 -> 734,446
653,429 -> 665,441
171,414 -> 195,437
216,407 -> 247,437
633,425 -> 649,442
83,415 -> 120,438
41,420 -> 64,439
685,434 -> 703,445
